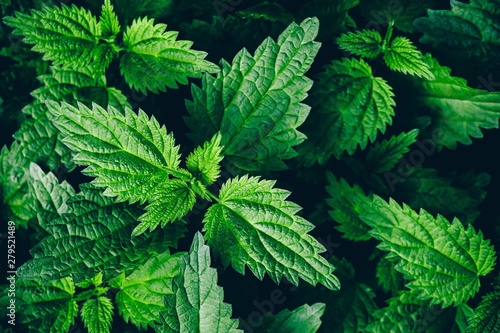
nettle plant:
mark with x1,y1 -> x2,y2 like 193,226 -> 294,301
1,0 -> 500,332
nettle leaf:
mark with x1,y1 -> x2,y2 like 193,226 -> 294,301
467,287 -> 500,333
157,232 -> 242,333
28,163 -> 75,227
186,17 -> 320,173
46,101 -> 183,204
204,175 -> 340,290
392,167 -> 490,224
17,184 -> 185,284
15,277 -> 78,333
359,195 -> 497,306
375,254 -> 404,294
81,296 -> 114,333
365,129 -> 419,174
414,0 -> 500,65
383,36 -> 435,80
186,132 -> 223,186
120,17 -> 219,94
336,29 -> 382,59
109,251 -> 183,330
99,0 -> 120,38
412,54 -> 500,150
261,303 -> 326,333
325,173 -> 371,242
298,57 -> 395,165
3,4 -> 100,67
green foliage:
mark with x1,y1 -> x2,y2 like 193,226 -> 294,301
336,29 -> 382,59
185,17 -> 320,173
383,36 -> 435,80
204,175 -> 340,290
81,296 -> 114,333
157,232 -> 242,333
467,287 -> 500,333
359,195 -> 496,306
261,303 -> 326,333
298,57 -> 395,164
186,132 -> 223,186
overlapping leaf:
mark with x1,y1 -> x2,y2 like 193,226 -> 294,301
204,175 -> 340,290
120,17 -> 219,93
467,287 -> 500,333
17,184 -> 186,284
186,132 -> 223,186
157,232 -> 242,333
359,195 -> 496,306
298,57 -> 395,165
186,17 -> 320,173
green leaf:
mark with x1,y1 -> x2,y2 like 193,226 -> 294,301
109,251 -> 182,330
77,272 -> 104,289
185,17 -> 320,173
336,29 -> 382,59
81,296 -> 114,333
100,0 -> 120,38
359,195 -> 497,306
383,36 -> 435,80
17,184 -> 186,284
157,232 -> 242,333
46,101 -> 183,204
28,163 -> 75,226
365,129 -> 419,174
120,17 -> 219,94
325,173 -> 371,241
467,287 -> 500,333
3,4 -> 100,67
15,277 -> 78,333
186,132 -> 223,186
375,254 -> 404,294
298,57 -> 395,164
414,0 -> 500,65
412,54 -> 500,150
261,303 -> 326,333
204,175 -> 340,290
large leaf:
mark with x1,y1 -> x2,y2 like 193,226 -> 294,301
411,54 -> 500,150
359,195 -> 496,306
204,175 -> 340,290
185,17 -> 320,173
157,232 -> 242,333
109,251 -> 183,330
17,184 -> 185,284
298,57 -> 395,165
120,17 -> 219,93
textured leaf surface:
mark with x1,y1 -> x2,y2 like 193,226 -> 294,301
262,303 -> 326,333
81,296 -> 114,333
99,0 -> 120,38
157,232 -> 242,333
365,129 -> 419,173
110,251 -> 183,329
185,17 -> 320,173
359,196 -> 496,306
467,288 -> 500,333
325,173 -> 371,241
383,37 -> 434,80
47,101 -> 183,204
298,58 -> 395,164
17,184 -> 185,284
412,54 -> 500,150
336,29 -> 382,59
186,132 -> 223,186
15,277 -> 78,333
120,17 -> 219,93
375,254 -> 404,294
204,175 -> 340,290
3,4 -> 101,67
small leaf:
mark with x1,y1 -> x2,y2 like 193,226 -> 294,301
383,36 -> 435,80
186,132 -> 223,186
120,17 -> 219,93
81,296 -> 114,333
100,0 -> 120,38
467,287 -> 500,333
261,303 -> 326,333
157,232 -> 242,333
204,175 -> 340,290
336,29 -> 382,59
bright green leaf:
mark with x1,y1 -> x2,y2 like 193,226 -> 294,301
383,36 -> 435,80
261,303 -> 326,333
100,0 -> 120,38
186,132 -> 223,186
467,287 -> 500,333
81,296 -> 114,333
204,175 -> 340,290
336,29 -> 382,59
